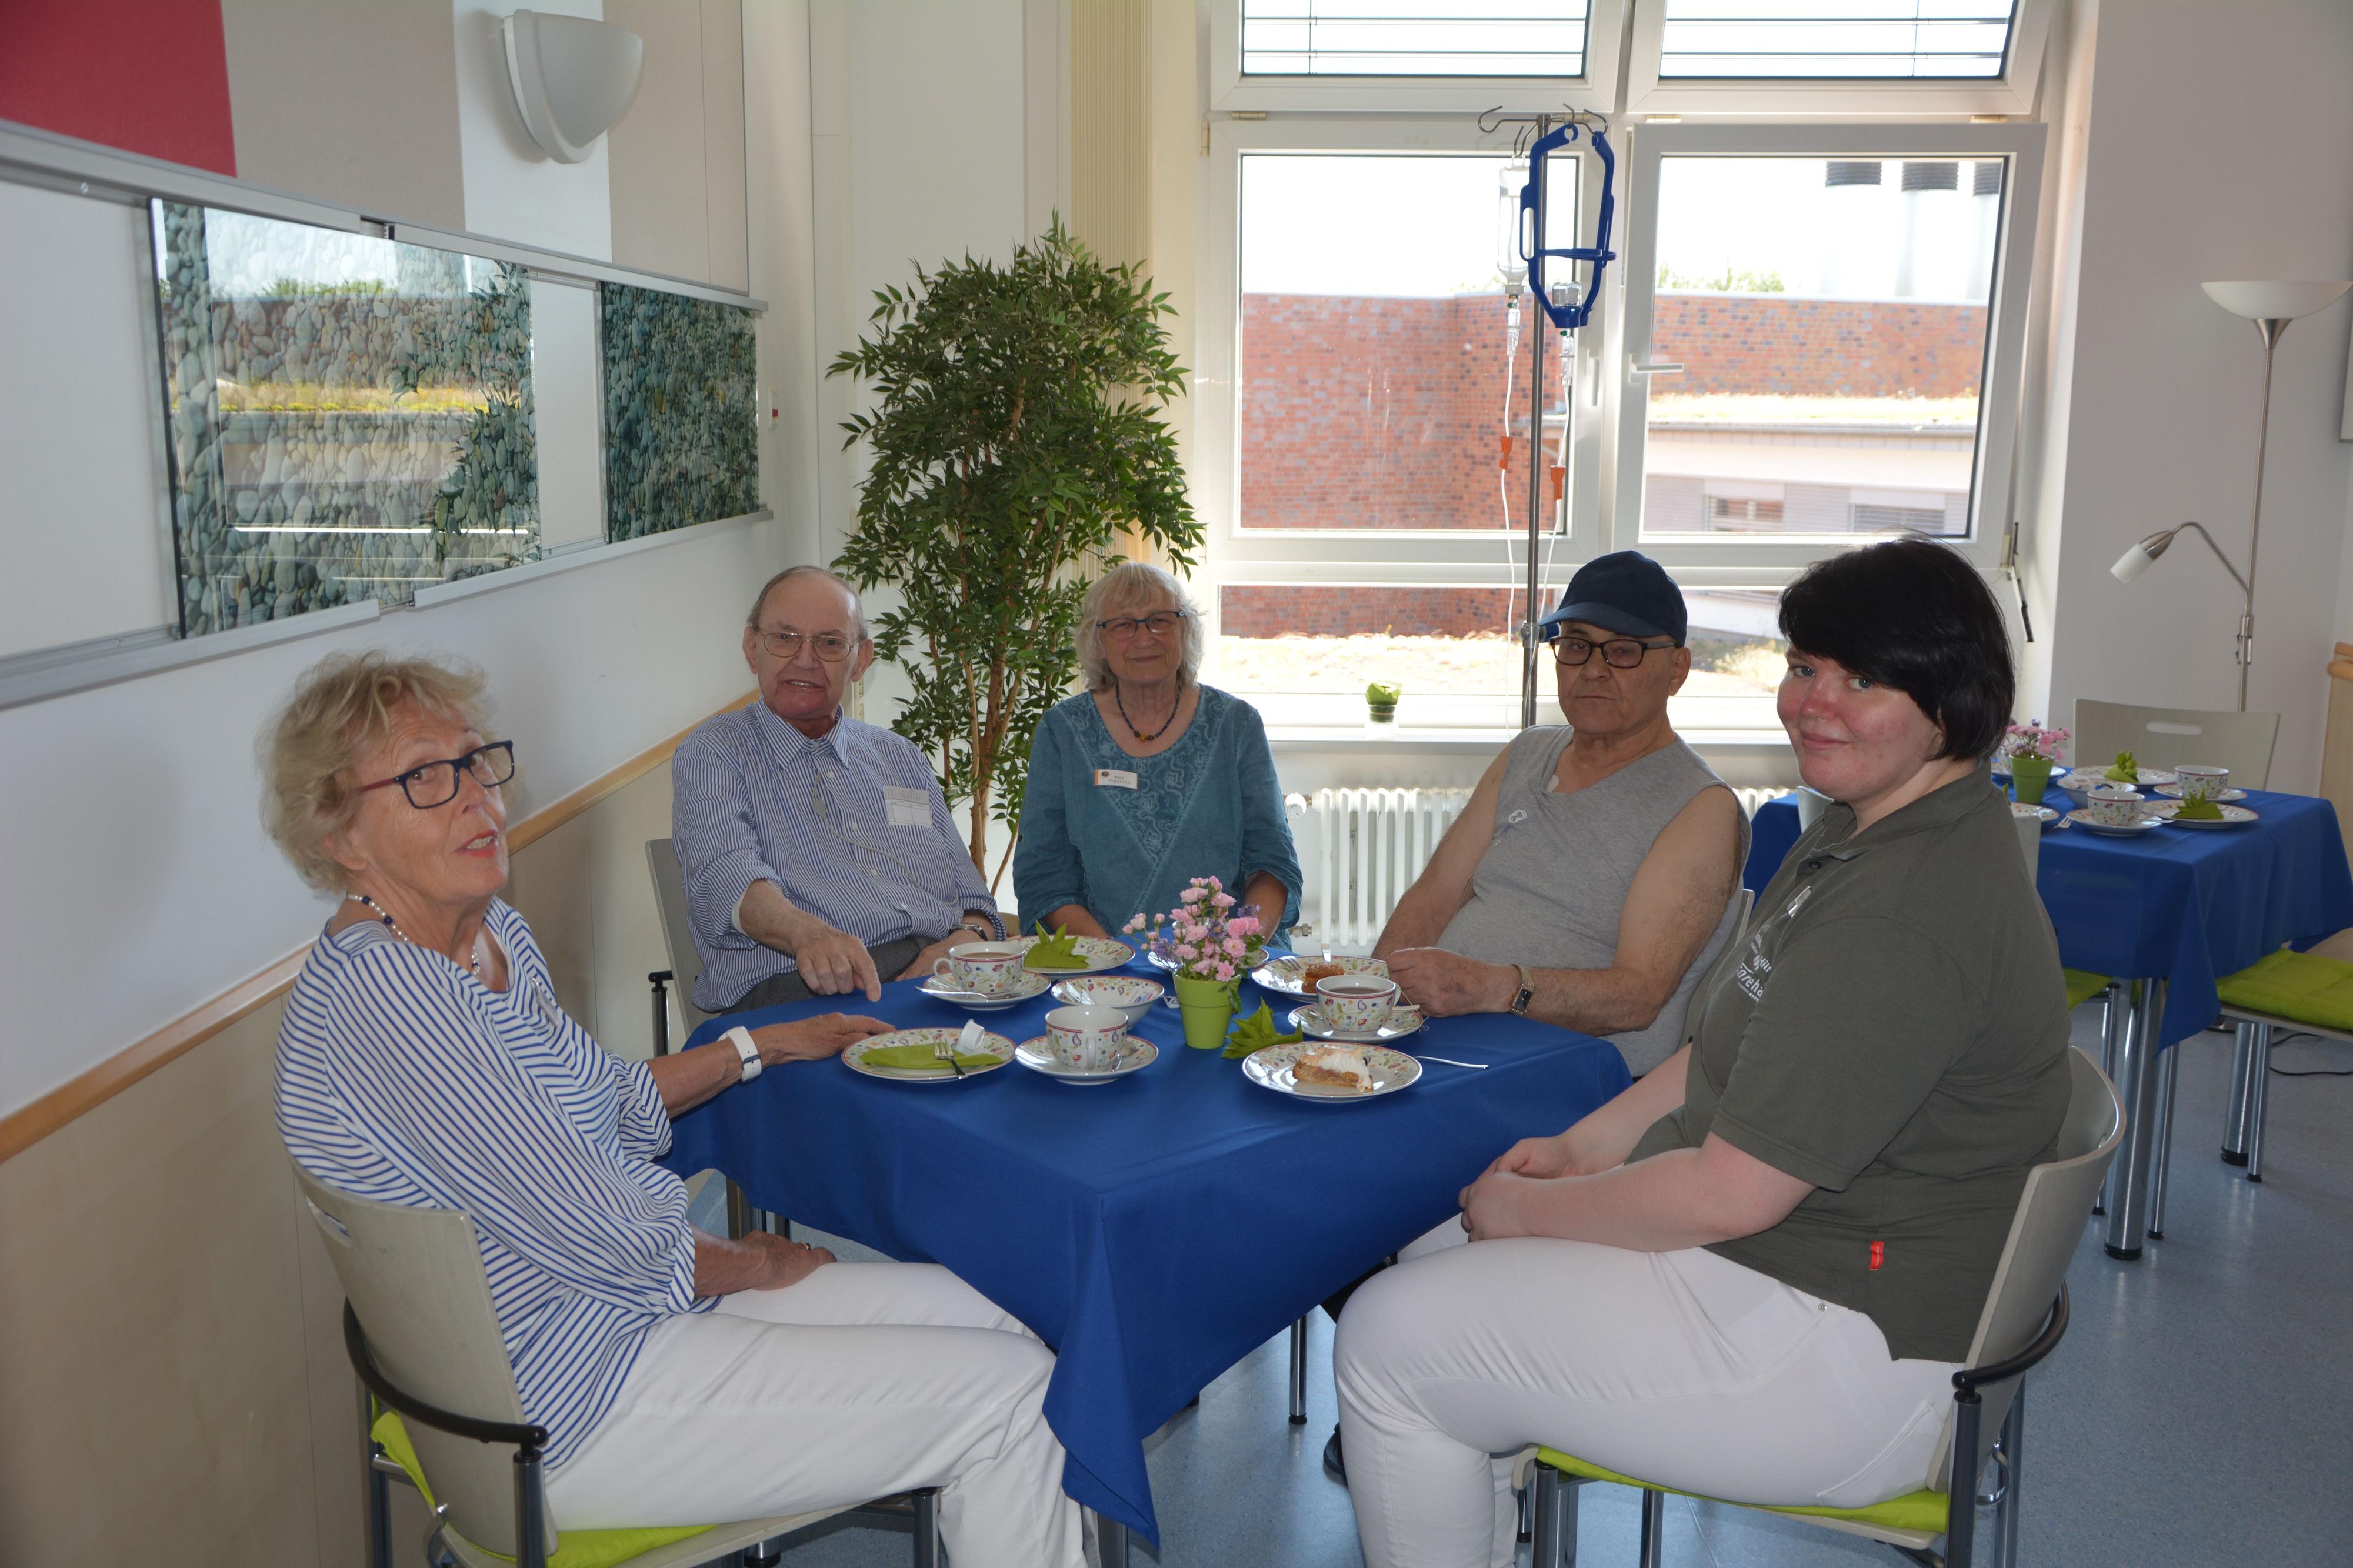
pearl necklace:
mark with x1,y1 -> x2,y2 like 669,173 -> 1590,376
1115,678 -> 1183,744
352,893 -> 481,977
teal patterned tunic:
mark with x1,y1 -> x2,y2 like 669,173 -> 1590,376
1015,686 -> 1301,938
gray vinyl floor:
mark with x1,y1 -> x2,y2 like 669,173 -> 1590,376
694,1010 -> 2353,1567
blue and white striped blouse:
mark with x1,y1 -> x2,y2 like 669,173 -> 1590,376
672,701 -> 999,1012
275,899 -> 707,1469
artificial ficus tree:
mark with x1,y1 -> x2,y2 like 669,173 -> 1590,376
829,219 -> 1202,884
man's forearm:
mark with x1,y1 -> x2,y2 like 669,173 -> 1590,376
1520,962 -> 1678,1035
736,879 -> 827,955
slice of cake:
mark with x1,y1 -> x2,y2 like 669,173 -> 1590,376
1294,1045 -> 1373,1092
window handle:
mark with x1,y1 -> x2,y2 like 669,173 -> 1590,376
1629,358 -> 1685,376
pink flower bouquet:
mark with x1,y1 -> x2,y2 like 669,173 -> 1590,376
1122,875 -> 1268,985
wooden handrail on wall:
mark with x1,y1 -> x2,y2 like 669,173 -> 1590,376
0,692 -> 757,1165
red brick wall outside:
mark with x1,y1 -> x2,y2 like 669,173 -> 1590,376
1650,293 -> 1987,398
1221,585 -> 1512,639
1237,291 -> 1985,532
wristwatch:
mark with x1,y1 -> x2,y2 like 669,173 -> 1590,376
725,1025 -> 763,1082
1507,965 -> 1537,1017
955,915 -> 1001,941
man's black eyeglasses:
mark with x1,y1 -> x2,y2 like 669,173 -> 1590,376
358,742 -> 517,809
1552,635 -> 1680,669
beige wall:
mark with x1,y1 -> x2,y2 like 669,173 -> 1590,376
606,0 -> 752,291
0,763 -> 684,1567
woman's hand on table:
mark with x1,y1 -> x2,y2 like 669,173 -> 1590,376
1387,947 -> 1515,1016
752,1013 -> 892,1065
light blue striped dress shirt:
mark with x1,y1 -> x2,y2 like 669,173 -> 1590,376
275,900 -> 706,1469
671,702 -> 999,1012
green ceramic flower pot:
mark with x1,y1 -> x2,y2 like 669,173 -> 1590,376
2009,753 -> 2054,806
1174,973 -> 1239,1050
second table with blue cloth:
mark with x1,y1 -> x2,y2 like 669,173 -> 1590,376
1744,782 -> 2353,1045
661,964 -> 1632,1546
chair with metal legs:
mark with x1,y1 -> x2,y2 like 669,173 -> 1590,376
298,1163 -> 941,1568
2213,948 -> 2353,1182
1521,1047 -> 2122,1568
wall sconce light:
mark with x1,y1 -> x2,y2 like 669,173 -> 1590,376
500,9 -> 644,164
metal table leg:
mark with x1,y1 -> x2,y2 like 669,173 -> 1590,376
2092,989 -> 2127,1216
2102,979 -> 2167,1259
1288,1317 -> 1308,1425
2221,1020 -> 2257,1165
1096,1511 -> 1129,1568
2244,1020 -> 2272,1182
2147,1039 -> 2180,1239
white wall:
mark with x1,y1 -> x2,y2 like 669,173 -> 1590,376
0,6 -> 809,1121
452,0 -> 616,258
2036,0 -> 2353,790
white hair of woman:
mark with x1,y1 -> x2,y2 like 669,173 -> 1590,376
1073,562 -> 1203,691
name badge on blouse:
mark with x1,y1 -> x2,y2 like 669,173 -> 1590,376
882,785 -> 931,827
1094,768 -> 1139,790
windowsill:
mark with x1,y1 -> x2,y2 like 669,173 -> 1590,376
1268,725 -> 1792,753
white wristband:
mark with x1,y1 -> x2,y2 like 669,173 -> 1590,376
725,1026 -> 762,1082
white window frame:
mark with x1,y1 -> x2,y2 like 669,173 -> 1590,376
1198,116 -> 1615,591
1624,0 -> 2056,118
1212,0 -> 1628,115
1607,121 -> 2045,586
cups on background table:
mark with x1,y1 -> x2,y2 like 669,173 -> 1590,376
2175,764 -> 2231,803
1044,1005 -> 1128,1072
934,941 -> 1028,996
2084,783 -> 2147,828
1314,973 -> 1409,1034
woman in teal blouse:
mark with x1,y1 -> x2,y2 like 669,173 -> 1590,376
1015,563 -> 1301,940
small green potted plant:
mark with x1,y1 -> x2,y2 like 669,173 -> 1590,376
2001,721 -> 2068,806
1365,681 -> 1401,725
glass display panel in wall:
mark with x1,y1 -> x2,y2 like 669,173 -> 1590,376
1237,153 -> 1577,534
1242,2 -> 1589,78
1658,1 -> 2015,79
1636,155 -> 2002,543
600,282 -> 759,541
154,202 -> 537,636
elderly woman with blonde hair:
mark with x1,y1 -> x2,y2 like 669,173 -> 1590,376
1015,561 -> 1301,939
264,650 -> 1085,1566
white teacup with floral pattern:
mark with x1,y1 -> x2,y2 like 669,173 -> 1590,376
1044,1005 -> 1127,1072
2174,764 -> 2230,804
2084,783 -> 2147,828
1314,973 -> 1405,1034
934,942 -> 1027,996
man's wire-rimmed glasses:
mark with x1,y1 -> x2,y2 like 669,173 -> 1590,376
1552,635 -> 1679,669
357,742 -> 516,809
1096,610 -> 1190,642
755,629 -> 856,662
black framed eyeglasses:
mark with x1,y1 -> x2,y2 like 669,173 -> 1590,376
358,742 -> 516,809
1552,635 -> 1679,669
755,629 -> 856,663
1096,610 -> 1190,642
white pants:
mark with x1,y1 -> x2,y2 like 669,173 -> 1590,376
546,1262 -> 1085,1568
1335,1222 -> 1958,1568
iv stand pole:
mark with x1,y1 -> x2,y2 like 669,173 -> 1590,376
1519,116 -> 1554,732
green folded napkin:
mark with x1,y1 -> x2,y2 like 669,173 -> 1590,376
1028,923 -> 1088,969
1224,1000 -> 1304,1059
860,1045 -> 999,1072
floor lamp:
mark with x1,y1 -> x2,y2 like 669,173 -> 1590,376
2110,279 -> 2352,710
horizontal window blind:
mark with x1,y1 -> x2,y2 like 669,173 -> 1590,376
1242,1 -> 1590,78
1658,1 -> 2015,79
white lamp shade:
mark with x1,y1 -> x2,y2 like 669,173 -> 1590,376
2200,280 -> 2352,321
501,10 -> 644,164
2111,541 -> 2157,584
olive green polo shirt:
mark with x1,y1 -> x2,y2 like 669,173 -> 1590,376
1628,770 -> 2073,1363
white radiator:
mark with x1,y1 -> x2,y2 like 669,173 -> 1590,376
1285,788 -> 1475,954
1285,783 -> 1789,955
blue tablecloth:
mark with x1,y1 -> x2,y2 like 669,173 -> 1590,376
662,968 -> 1632,1544
1744,787 -> 2353,1045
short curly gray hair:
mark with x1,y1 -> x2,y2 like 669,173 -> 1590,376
1074,562 -> 1203,691
259,650 -> 494,892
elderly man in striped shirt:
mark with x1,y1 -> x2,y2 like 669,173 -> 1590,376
673,565 -> 1004,1013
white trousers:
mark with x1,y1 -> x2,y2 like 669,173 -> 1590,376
545,1262 -> 1085,1568
1335,1222 -> 1958,1568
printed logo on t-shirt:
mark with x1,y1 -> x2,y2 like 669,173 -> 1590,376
1734,885 -> 1811,1001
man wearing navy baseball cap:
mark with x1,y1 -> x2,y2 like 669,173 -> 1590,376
1370,550 -> 1748,1075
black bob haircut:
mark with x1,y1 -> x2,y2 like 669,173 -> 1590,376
1779,536 -> 2015,762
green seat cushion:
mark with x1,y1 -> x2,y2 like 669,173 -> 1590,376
2062,969 -> 2112,1011
374,1411 -> 712,1568
1532,1447 -> 1951,1537
2216,949 -> 2353,1033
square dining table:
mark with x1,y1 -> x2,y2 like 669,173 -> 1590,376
662,963 -> 1633,1560
1745,781 -> 2353,1259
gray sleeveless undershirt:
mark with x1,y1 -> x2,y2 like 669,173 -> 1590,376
1435,728 -> 1750,1075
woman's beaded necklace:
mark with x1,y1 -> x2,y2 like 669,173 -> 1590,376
1115,677 -> 1184,744
351,892 -> 481,977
